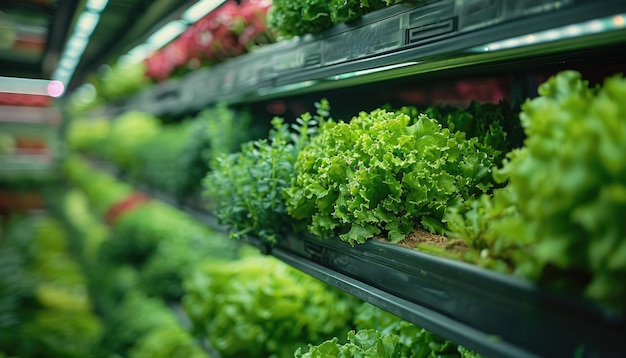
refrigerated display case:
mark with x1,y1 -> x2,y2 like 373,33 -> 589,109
7,0 -> 626,357
68,1 -> 626,357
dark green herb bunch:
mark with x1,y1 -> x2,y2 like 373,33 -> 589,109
203,100 -> 330,244
423,101 -> 524,166
176,103 -> 257,199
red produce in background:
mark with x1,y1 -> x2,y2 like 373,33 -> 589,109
144,0 -> 275,82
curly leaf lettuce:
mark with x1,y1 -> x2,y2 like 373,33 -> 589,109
182,256 -> 356,357
446,71 -> 626,312
295,329 -> 400,358
285,108 -> 497,244
268,0 -> 404,38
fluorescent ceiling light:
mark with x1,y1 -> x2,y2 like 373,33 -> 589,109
65,44 -> 83,59
147,20 -> 188,50
475,13 -> 626,52
0,76 -> 64,97
47,81 -> 65,97
60,56 -> 79,69
75,12 -> 100,35
68,36 -> 88,50
87,0 -> 109,12
55,68 -> 70,77
182,0 -> 225,23
121,44 -> 152,64
51,0 -> 109,90
328,62 -> 420,81
120,0 -> 228,63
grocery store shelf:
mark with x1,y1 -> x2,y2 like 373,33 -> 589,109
0,106 -> 62,125
102,0 -> 626,117
84,156 -> 271,253
84,158 -> 626,358
272,246 -> 534,358
276,235 -> 626,358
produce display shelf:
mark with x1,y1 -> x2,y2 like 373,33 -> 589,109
51,193 -> 219,358
85,157 -> 626,358
79,1 -> 626,354
276,235 -> 626,358
104,0 -> 626,117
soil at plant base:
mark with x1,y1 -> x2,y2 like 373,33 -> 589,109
379,228 -> 468,255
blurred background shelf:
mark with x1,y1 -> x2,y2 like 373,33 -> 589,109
98,0 -> 626,116
83,156 -> 626,358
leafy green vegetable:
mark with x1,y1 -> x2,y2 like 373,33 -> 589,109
138,210 -> 238,300
98,199 -> 239,300
19,309 -> 102,358
66,116 -> 110,154
130,122 -> 193,196
98,60 -> 150,101
295,302 -> 483,358
329,0 -> 404,24
177,103 -> 258,199
61,189 -> 109,265
129,325 -> 210,358
88,264 -> 140,318
63,155 -> 134,217
295,329 -> 401,358
354,303 -> 473,358
0,215 -> 103,358
458,345 -> 484,358
445,71 -> 626,312
268,0 -> 332,38
268,0 -> 404,38
105,110 -> 160,168
285,107 -> 498,244
182,255 -> 357,358
0,222 -> 37,352
100,290 -> 180,355
204,101 -> 327,243
423,100 -> 523,165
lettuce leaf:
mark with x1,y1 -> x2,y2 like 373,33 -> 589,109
445,71 -> 626,312
285,108 -> 498,244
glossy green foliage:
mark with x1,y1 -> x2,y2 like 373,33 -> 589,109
353,303 -> 478,358
423,100 -> 523,165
